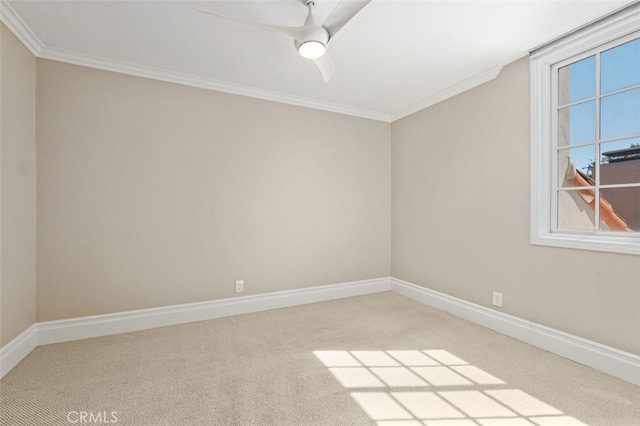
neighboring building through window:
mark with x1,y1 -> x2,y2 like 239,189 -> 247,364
531,3 -> 640,255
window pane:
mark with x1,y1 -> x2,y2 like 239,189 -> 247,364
601,37 -> 640,94
559,56 -> 595,105
558,145 -> 595,187
600,138 -> 640,185
600,88 -> 640,140
557,190 -> 595,231
558,101 -> 595,146
599,186 -> 640,232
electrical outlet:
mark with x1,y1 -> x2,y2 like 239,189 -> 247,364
492,291 -> 503,307
235,280 -> 244,293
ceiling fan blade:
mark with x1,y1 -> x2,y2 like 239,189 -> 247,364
322,0 -> 372,40
195,8 -> 308,41
313,53 -> 334,83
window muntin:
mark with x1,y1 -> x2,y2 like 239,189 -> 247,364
530,4 -> 640,256
552,32 -> 640,236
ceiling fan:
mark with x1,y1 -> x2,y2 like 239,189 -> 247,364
195,0 -> 372,83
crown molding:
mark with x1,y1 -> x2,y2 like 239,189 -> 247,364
2,0 -> 501,124
390,65 -> 504,122
0,0 -> 389,123
0,0 -> 43,55
36,45 -> 391,122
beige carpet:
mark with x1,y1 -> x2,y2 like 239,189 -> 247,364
1,292 -> 639,426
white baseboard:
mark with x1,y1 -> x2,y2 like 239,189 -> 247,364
391,277 -> 640,387
3,276 -> 639,387
37,277 -> 392,346
0,324 -> 37,378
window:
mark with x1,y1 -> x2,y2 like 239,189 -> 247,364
531,4 -> 640,255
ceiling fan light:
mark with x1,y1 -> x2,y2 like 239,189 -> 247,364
298,41 -> 326,59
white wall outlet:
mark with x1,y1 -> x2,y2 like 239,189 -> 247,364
492,291 -> 503,307
235,280 -> 244,293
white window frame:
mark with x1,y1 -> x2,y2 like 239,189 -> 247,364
530,3 -> 640,256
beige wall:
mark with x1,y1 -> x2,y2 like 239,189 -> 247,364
0,24 -> 36,347
5,31 -> 637,359
36,59 -> 391,321
391,57 -> 640,355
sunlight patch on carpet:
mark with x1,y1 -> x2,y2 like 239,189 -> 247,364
313,349 -> 588,426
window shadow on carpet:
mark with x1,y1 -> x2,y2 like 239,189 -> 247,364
314,349 -> 587,426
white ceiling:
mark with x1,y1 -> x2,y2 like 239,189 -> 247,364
2,0 -> 635,121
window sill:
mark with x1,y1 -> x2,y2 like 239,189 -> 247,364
531,232 -> 640,256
